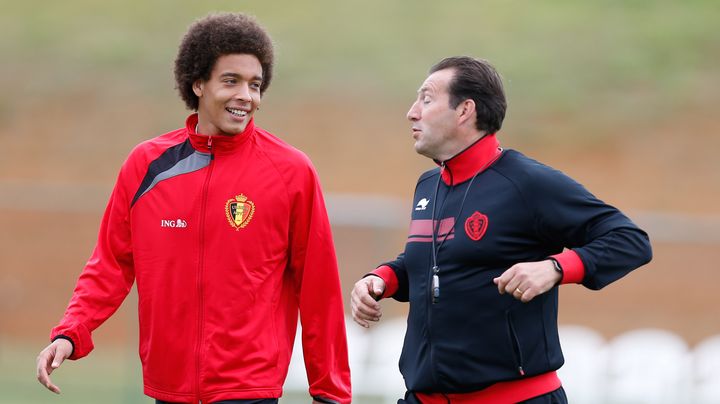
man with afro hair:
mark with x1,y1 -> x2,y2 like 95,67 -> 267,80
36,12 -> 351,404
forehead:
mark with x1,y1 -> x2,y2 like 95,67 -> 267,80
419,68 -> 455,94
211,53 -> 263,77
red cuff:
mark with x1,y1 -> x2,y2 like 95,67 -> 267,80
552,249 -> 585,284
370,265 -> 399,298
50,322 -> 94,360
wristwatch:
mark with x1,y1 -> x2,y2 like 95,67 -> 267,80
548,257 -> 563,282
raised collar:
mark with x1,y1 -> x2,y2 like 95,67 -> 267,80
186,113 -> 256,154
436,134 -> 502,185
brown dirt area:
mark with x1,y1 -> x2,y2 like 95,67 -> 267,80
1,95 -> 719,348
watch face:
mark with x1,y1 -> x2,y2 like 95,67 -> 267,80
550,258 -> 563,273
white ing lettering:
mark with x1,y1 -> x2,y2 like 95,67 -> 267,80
161,219 -> 188,228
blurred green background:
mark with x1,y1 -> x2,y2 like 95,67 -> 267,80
1,0 -> 719,402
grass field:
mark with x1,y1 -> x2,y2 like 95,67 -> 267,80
1,341 -> 147,403
2,0 -> 718,107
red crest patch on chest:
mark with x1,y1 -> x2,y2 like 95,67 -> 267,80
464,211 -> 489,241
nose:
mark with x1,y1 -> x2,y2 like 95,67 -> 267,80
234,83 -> 251,101
407,100 -> 420,122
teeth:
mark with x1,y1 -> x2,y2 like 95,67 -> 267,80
227,108 -> 248,117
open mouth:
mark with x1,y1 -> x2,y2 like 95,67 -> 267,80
226,107 -> 248,118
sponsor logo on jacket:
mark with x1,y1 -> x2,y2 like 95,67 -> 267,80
161,219 -> 188,228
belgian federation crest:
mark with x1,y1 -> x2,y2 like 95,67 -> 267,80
225,194 -> 255,230
464,211 -> 488,241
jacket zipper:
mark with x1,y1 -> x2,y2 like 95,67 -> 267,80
506,311 -> 525,376
195,136 -> 214,400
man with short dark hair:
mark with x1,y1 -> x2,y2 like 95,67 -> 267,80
351,56 -> 652,403
36,13 -> 351,404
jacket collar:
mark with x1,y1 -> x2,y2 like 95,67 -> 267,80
436,134 -> 502,185
186,113 -> 256,154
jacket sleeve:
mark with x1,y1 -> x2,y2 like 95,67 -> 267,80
50,166 -> 135,360
288,162 -> 351,404
529,164 -> 652,290
370,253 -> 410,302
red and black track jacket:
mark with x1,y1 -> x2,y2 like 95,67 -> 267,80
372,134 -> 652,403
51,114 -> 351,404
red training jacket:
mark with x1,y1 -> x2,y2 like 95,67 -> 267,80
51,114 -> 351,404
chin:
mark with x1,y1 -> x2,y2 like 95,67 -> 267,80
223,124 -> 247,135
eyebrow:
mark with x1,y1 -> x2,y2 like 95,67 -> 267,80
220,72 -> 263,81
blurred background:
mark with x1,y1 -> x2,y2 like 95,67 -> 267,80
1,0 -> 718,403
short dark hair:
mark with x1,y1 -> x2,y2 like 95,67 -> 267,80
174,13 -> 275,111
430,57 -> 506,134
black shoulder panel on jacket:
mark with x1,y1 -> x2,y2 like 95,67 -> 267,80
131,139 -> 208,207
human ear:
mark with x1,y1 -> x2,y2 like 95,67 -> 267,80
192,80 -> 204,97
457,99 -> 476,125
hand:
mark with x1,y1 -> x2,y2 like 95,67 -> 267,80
350,275 -> 386,328
493,260 -> 562,303
36,338 -> 73,394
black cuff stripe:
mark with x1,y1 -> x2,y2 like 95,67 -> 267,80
52,334 -> 75,357
312,397 -> 340,404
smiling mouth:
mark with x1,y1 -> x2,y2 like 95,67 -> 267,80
226,107 -> 248,118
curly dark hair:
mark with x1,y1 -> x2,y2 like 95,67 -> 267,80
430,57 -> 506,135
174,13 -> 275,111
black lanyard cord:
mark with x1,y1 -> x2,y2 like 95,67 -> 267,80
430,148 -> 503,303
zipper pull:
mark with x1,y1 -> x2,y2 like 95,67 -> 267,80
518,366 -> 525,376
207,136 -> 214,159
432,266 -> 440,303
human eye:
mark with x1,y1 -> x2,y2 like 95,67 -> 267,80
249,81 -> 262,90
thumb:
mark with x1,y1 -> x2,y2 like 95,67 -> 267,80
51,348 -> 69,369
372,278 -> 385,296
51,356 -> 64,369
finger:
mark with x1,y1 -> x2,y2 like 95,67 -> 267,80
369,278 -> 385,299
350,296 -> 378,327
46,378 -> 61,394
512,286 -> 525,301
36,350 -> 51,379
363,279 -> 383,303
350,290 -> 378,315
37,355 -> 61,394
351,311 -> 369,328
504,276 -> 522,295
354,301 -> 381,320
351,305 -> 377,328
494,267 -> 515,294
520,289 -> 536,303
359,290 -> 381,310
353,284 -> 381,311
493,276 -> 504,294
51,349 -> 68,369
